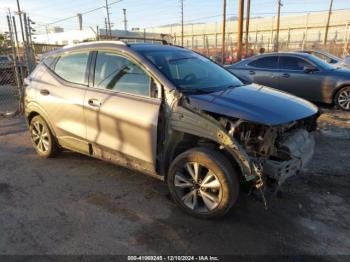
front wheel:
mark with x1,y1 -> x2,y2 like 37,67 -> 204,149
335,86 -> 350,111
167,147 -> 239,219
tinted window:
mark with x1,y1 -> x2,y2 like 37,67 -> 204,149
54,52 -> 89,85
94,51 -> 150,97
137,49 -> 242,92
279,56 -> 312,70
249,56 -> 278,69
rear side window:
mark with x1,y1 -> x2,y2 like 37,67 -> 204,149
279,56 -> 312,71
54,52 -> 89,85
94,51 -> 150,97
249,56 -> 278,69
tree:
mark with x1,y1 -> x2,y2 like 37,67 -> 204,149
0,33 -> 5,54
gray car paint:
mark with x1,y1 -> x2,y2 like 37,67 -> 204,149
228,52 -> 350,104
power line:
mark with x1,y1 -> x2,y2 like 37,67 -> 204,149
37,0 -> 123,27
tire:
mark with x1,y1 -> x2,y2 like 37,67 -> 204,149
335,86 -> 350,111
167,147 -> 239,219
29,115 -> 59,158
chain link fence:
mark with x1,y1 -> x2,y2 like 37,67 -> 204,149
0,60 -> 23,117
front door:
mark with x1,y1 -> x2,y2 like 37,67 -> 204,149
84,51 -> 161,169
278,56 -> 326,102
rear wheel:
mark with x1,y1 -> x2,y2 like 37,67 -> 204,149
30,115 -> 59,158
167,147 -> 239,219
335,86 -> 350,111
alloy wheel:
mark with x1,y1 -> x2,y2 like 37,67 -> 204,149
337,89 -> 350,110
174,162 -> 223,213
31,121 -> 50,153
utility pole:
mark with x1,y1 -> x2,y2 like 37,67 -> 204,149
12,16 -> 20,55
245,0 -> 251,56
221,0 -> 227,64
324,0 -> 334,45
77,13 -> 82,30
275,0 -> 282,52
105,17 -> 108,39
105,0 -> 112,38
23,12 -> 33,72
180,0 -> 184,46
16,0 -> 25,44
122,9 -> 127,31
237,0 -> 244,61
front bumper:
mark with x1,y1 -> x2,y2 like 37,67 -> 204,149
263,129 -> 315,186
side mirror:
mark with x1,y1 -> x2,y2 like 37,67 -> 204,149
303,65 -> 318,73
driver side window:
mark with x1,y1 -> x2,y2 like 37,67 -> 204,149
94,51 -> 151,97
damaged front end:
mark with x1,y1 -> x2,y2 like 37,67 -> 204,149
222,118 -> 317,190
167,85 -> 319,207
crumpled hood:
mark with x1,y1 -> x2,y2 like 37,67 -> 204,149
186,84 -> 318,126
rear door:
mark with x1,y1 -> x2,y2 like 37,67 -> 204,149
243,56 -> 279,88
278,55 -> 325,101
35,51 -> 90,153
84,51 -> 161,169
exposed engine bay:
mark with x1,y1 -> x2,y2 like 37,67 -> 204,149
219,115 -> 317,192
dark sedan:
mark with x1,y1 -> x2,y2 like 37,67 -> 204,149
227,52 -> 350,111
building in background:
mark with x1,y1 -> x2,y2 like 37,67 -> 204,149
47,27 -> 64,34
149,9 -> 350,57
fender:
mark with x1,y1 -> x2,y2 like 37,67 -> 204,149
170,105 -> 257,182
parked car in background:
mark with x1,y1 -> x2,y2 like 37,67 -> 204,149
0,55 -> 14,85
227,52 -> 350,111
25,42 -> 318,218
298,49 -> 350,68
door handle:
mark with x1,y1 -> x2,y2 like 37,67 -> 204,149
40,89 -> 50,96
281,73 -> 290,78
88,98 -> 101,107
248,70 -> 256,75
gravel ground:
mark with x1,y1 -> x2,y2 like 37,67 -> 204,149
0,113 -> 349,259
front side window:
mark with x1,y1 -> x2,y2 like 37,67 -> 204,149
279,56 -> 312,71
248,56 -> 279,69
94,51 -> 150,97
136,48 -> 242,93
54,52 -> 89,85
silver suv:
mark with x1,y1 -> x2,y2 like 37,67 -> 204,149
25,41 -> 318,218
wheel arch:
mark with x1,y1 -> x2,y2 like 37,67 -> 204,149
333,83 -> 350,102
25,103 -> 57,137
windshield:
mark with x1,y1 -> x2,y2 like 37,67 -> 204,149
137,48 -> 242,92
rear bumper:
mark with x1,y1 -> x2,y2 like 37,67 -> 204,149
263,129 -> 315,186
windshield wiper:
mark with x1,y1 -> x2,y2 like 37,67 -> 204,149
168,57 -> 196,63
179,88 -> 216,94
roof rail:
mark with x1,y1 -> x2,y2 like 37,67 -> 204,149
62,40 -> 127,49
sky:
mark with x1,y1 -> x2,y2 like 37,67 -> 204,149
0,0 -> 350,34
